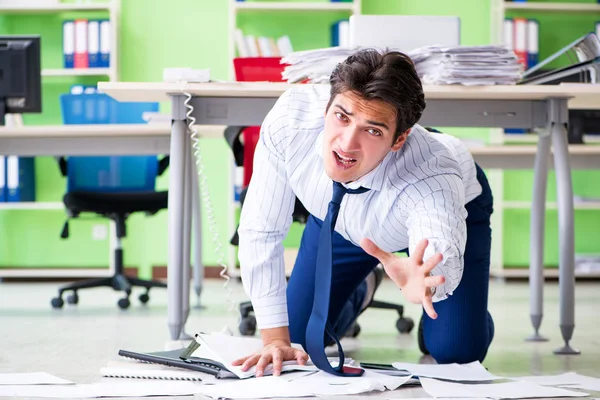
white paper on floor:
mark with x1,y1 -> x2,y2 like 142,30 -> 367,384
195,370 -> 414,399
0,372 -> 73,385
194,376 -> 312,399
391,361 -> 502,382
509,372 -> 599,388
287,370 -> 413,396
419,377 -> 589,399
0,380 -> 203,398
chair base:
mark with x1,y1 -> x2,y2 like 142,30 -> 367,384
237,299 -> 415,337
51,273 -> 167,310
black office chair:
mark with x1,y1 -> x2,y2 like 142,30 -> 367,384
224,126 -> 415,337
50,155 -> 170,310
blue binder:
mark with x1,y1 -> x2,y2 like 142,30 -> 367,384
99,19 -> 110,68
88,19 -> 101,68
6,156 -> 36,202
0,156 -> 6,202
63,20 -> 75,69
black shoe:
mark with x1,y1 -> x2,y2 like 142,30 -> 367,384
418,316 -> 430,355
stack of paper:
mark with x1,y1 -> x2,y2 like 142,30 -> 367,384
281,46 -> 356,83
406,44 -> 523,85
280,44 -> 522,85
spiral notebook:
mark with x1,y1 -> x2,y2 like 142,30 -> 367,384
116,347 -> 237,379
101,360 -> 220,382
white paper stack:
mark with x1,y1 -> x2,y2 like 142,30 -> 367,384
281,46 -> 356,83
407,44 -> 523,85
281,44 -> 522,85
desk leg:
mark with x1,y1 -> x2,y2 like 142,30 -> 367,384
180,129 -> 193,339
527,132 -> 550,342
167,118 -> 187,341
550,99 -> 580,355
191,152 -> 204,309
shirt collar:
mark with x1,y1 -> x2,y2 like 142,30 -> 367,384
315,130 -> 391,192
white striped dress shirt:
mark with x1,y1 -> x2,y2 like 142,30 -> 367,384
238,85 -> 482,330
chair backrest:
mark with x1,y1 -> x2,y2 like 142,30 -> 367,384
59,90 -> 160,193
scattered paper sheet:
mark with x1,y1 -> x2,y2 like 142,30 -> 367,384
287,370 -> 413,396
391,361 -> 501,382
420,377 -> 589,399
0,372 -> 73,385
561,375 -> 600,392
509,372 -> 595,387
194,376 -> 312,399
196,370 -> 413,399
0,381 -> 203,398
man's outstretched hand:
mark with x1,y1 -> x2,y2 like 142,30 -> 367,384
360,238 -> 445,319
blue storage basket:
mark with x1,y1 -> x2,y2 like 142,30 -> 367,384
59,92 -> 160,193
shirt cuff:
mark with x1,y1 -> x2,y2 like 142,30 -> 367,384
252,295 -> 289,330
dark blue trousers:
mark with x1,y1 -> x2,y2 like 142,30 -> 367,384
287,165 -> 494,364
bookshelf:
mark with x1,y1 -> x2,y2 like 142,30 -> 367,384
226,0 -> 361,273
0,1 -> 119,82
0,0 -> 120,277
489,0 -> 600,276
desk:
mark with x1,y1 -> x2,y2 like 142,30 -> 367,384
0,123 -> 224,310
99,81 -> 600,355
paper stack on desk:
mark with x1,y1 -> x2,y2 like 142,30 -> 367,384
281,46 -> 356,83
407,44 -> 523,85
281,44 -> 521,85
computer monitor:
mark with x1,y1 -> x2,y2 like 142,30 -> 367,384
0,35 -> 42,125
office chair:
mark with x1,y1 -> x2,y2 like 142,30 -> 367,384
224,126 -> 415,337
50,92 -> 168,310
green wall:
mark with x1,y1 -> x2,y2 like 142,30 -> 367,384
1,0 -> 599,277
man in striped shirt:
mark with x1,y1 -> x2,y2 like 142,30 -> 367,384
233,49 -> 494,376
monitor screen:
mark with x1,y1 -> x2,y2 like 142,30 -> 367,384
0,35 -> 41,119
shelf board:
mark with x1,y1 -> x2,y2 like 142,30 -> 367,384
41,68 -> 111,77
0,2 -> 113,13
502,200 -> 600,209
503,134 -> 600,144
0,268 -> 110,278
491,268 -> 600,279
0,202 -> 63,210
234,1 -> 354,11
504,1 -> 600,12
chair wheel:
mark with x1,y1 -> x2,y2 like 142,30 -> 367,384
239,315 -> 257,336
139,293 -> 149,304
51,297 -> 64,309
67,293 -> 79,305
118,297 -> 130,309
396,317 -> 414,334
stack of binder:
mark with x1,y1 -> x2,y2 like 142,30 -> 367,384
63,19 -> 111,69
504,17 -> 539,70
0,156 -> 36,203
1,115 -> 36,203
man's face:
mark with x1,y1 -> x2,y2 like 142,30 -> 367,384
323,91 -> 407,183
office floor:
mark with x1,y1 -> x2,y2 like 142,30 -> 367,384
0,276 -> 599,400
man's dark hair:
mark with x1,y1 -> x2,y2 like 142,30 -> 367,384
326,48 -> 426,142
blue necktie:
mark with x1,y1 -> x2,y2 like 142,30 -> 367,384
305,181 -> 369,376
